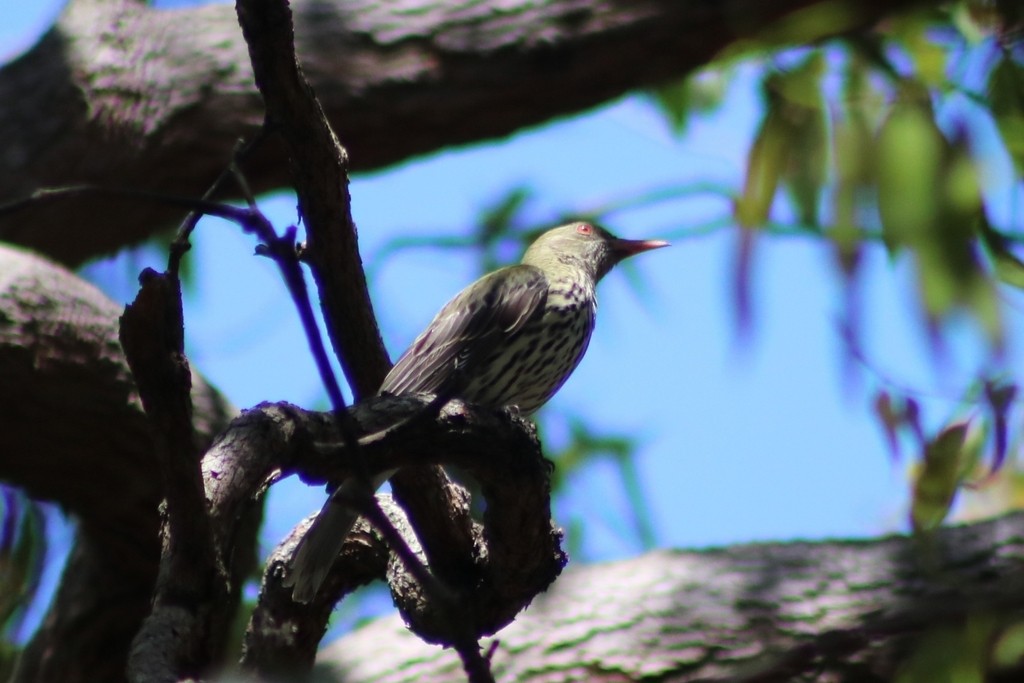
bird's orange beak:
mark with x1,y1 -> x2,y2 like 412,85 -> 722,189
611,238 -> 670,260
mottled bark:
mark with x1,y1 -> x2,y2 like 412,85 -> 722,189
323,511 -> 1024,683
235,0 -> 388,397
0,243 -> 235,683
0,0 -> 929,266
0,243 -> 563,682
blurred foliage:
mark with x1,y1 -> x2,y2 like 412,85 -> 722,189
736,52 -> 827,230
992,619 -> 1024,670
543,416 -> 657,556
723,2 -> 1024,543
370,1 -> 1024,564
648,68 -> 731,135
896,614 -> 998,683
367,186 -> 538,281
0,487 -> 46,673
910,420 -> 974,533
876,376 -> 1017,533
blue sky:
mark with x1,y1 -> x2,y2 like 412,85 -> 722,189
6,0 -> 1023,640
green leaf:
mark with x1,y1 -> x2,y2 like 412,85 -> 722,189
478,186 -> 535,272
831,116 -> 871,266
896,616 -> 996,683
952,1 -> 990,43
479,186 -> 533,242
875,84 -> 1000,339
993,621 -> 1024,669
735,53 -> 834,229
735,105 -> 789,228
876,85 -> 944,249
754,1 -> 875,46
831,53 -> 878,266
911,421 -> 970,533
649,79 -> 692,134
987,54 -> 1024,173
919,134 -> 1001,341
776,53 -> 829,226
648,71 -> 728,135
894,16 -> 949,86
979,216 -> 1024,289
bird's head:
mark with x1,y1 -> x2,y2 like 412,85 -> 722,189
522,222 -> 668,282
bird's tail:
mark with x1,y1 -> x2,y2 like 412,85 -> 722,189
285,469 -> 396,603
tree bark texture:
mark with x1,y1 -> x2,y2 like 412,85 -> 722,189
322,511 -> 1024,682
235,0 -> 390,397
0,0 -> 930,266
0,240 -> 564,681
0,243 -> 235,683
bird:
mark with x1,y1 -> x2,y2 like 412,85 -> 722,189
285,221 -> 668,602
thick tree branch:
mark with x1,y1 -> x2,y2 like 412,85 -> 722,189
0,0 -> 931,267
0,244 -> 235,683
232,6 -> 509,678
235,0 -> 389,397
241,499 -> 392,674
232,395 -> 564,676
322,511 -> 1024,682
0,231 -> 563,682
6,244 -> 1024,682
120,269 -> 228,682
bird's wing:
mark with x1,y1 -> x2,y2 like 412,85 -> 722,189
380,265 -> 549,396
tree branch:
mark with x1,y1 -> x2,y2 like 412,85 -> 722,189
232,8 -> 506,679
120,268 -> 227,682
235,395 -> 564,677
0,244 -> 235,683
322,511 -> 1024,682
236,0 -> 388,397
0,0 -> 930,267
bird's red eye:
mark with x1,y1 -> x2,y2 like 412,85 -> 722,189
576,223 -> 593,236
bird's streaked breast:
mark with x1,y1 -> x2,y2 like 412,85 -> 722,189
463,278 -> 596,415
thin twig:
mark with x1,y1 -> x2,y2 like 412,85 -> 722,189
258,222 -> 457,601
168,129 -> 271,275
0,185 -> 255,225
244,179 -> 453,608
257,226 -> 362,451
